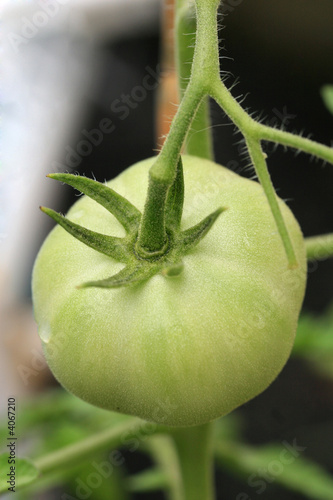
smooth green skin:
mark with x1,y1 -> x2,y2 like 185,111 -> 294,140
32,156 -> 307,427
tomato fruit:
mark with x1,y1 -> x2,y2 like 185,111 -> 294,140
32,155 -> 306,427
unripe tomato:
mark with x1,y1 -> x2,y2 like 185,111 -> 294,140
32,155 -> 306,427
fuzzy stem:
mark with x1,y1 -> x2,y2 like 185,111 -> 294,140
137,83 -> 204,253
137,0 -> 220,254
176,0 -> 213,159
171,422 -> 215,500
258,125 -> 333,165
245,137 -> 298,268
151,0 -> 220,181
135,180 -> 170,255
209,78 -> 254,135
185,98 -> 214,158
208,50 -> 298,268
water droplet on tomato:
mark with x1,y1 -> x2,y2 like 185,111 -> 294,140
39,324 -> 51,343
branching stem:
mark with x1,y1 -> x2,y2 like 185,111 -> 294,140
165,0 -> 333,266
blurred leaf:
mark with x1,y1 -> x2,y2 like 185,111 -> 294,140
15,466 -> 83,500
292,307 -> 333,378
64,461 -> 129,500
126,468 -> 168,492
216,441 -> 333,499
321,85 -> 333,116
33,415 -> 145,475
0,454 -> 39,493
0,388 -> 156,496
0,389 -> 131,461
34,422 -> 91,458
16,455 -> 129,500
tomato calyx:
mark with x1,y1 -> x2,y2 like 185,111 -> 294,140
42,157 -> 225,288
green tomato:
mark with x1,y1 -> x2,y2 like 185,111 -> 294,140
32,155 -> 306,427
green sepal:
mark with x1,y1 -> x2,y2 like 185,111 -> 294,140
165,157 -> 184,230
180,207 -> 226,251
47,173 -> 141,233
41,207 -> 130,262
78,261 -> 159,289
43,163 -> 227,289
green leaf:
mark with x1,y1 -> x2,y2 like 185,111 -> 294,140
321,85 -> 333,116
65,462 -> 129,500
41,207 -> 130,262
0,454 -> 39,493
216,441 -> 333,500
14,454 -> 129,500
47,173 -> 141,233
180,207 -> 226,251
165,157 -> 184,230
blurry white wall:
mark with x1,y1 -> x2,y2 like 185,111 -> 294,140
0,0 -> 160,403
1,0 -> 160,305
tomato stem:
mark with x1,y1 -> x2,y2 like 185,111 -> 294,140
245,137 -> 298,268
175,0 -> 214,159
258,125 -> 333,165
171,422 -> 215,500
137,0 -> 220,255
136,83 -> 203,254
